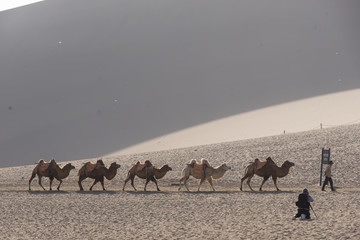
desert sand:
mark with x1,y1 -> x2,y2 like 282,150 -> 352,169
1,123 -> 360,239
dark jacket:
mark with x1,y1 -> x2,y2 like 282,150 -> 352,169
296,193 -> 310,209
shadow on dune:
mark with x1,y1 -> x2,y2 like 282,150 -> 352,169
241,190 -> 297,194
28,190 -> 70,195
180,191 -> 240,194
123,190 -> 170,195
75,190 -> 118,195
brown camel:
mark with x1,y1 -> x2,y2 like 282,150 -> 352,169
29,159 -> 75,191
178,159 -> 231,191
77,160 -> 120,191
240,157 -> 295,191
122,161 -> 172,191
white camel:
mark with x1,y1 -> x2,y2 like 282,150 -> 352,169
178,159 -> 231,191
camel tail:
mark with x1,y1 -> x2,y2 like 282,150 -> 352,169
244,163 -> 255,175
180,167 -> 188,177
125,169 -> 132,179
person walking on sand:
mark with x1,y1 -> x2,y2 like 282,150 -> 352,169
322,161 -> 335,191
293,188 -> 314,220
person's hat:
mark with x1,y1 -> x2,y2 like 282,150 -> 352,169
303,188 -> 308,193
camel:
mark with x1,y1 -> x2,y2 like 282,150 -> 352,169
178,159 -> 231,191
240,157 -> 295,191
122,161 -> 172,191
29,159 -> 75,191
77,160 -> 120,191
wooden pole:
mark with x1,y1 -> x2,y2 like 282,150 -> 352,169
320,148 -> 324,186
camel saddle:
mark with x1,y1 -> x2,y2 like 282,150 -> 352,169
85,163 -> 100,172
38,162 -> 51,172
136,161 -> 153,172
192,163 -> 204,175
254,158 -> 267,170
254,158 -> 276,170
254,160 -> 266,170
85,159 -> 105,172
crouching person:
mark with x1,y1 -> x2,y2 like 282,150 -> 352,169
293,188 -> 313,220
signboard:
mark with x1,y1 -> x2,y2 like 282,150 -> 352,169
322,149 -> 330,164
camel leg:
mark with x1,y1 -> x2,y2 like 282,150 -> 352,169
38,175 -> 46,191
259,176 -> 270,191
240,176 -> 246,191
246,175 -> 255,191
123,174 -> 137,191
130,177 -> 137,191
29,173 -> 36,191
178,176 -> 184,190
122,175 -> 130,191
207,177 -> 215,191
272,176 -> 280,191
78,176 -> 85,191
240,175 -> 250,191
144,178 -> 150,191
183,178 -> 190,191
100,178 -> 106,191
57,179 -> 62,191
197,178 -> 206,191
151,177 -> 160,191
178,175 -> 189,191
49,177 -> 54,191
89,179 -> 100,191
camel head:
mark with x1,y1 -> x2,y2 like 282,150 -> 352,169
64,163 -> 75,170
161,164 -> 172,171
109,162 -> 121,169
284,160 -> 295,167
220,163 -> 231,171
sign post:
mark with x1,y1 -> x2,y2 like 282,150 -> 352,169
320,148 -> 330,186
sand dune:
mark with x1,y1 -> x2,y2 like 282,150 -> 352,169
1,0 -> 360,168
1,123 -> 359,239
1,1 -> 360,238
110,89 -> 360,156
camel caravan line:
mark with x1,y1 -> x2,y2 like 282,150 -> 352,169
29,157 -> 294,192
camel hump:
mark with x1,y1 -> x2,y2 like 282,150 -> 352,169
38,159 -> 45,164
201,158 -> 210,167
96,159 -> 105,166
144,160 -> 153,167
187,159 -> 197,168
189,159 -> 197,164
266,157 -> 276,165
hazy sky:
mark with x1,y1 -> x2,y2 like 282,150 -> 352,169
1,0 -> 359,167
